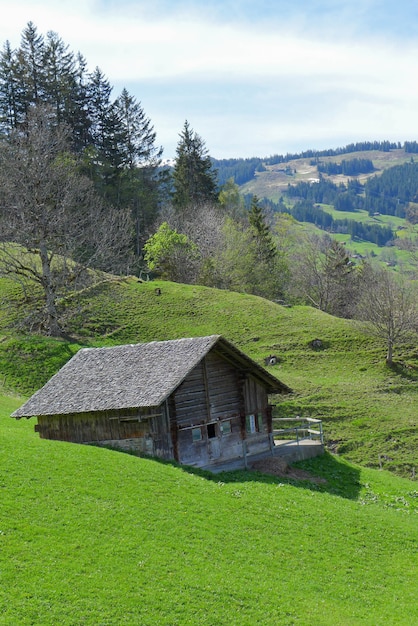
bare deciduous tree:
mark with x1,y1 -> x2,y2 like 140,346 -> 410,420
355,264 -> 418,364
288,233 -> 358,317
0,105 -> 133,336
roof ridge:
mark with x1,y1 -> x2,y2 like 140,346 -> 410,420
11,335 -> 288,419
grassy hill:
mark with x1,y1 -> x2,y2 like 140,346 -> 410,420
2,393 -> 418,625
1,277 -> 418,624
1,276 -> 417,477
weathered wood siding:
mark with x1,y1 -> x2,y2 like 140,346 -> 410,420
243,376 -> 269,417
174,351 -> 272,467
35,406 -> 173,459
241,375 -> 273,456
174,359 -> 210,465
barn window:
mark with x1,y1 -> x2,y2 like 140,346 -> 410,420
246,414 -> 257,434
220,420 -> 231,435
192,427 -> 202,442
207,423 -> 217,439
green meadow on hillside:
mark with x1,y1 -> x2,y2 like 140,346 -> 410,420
1,276 -> 417,477
319,207 -> 414,266
1,395 -> 417,625
1,277 -> 418,624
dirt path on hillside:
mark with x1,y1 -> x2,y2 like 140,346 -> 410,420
250,457 -> 327,484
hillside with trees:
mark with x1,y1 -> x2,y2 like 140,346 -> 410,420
284,160 -> 418,219
0,22 -> 163,265
1,22 -> 418,351
212,141 -> 403,187
0,23 -> 417,625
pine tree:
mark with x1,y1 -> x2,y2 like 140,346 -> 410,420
114,88 -> 162,168
0,23 -> 164,269
87,66 -> 113,156
70,52 -> 91,151
248,195 -> 277,264
0,26 -> 92,147
0,40 -> 19,133
172,120 -> 217,211
112,89 -> 163,255
43,31 -> 77,124
16,22 -> 46,109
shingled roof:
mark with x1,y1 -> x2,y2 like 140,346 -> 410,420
12,335 -> 290,419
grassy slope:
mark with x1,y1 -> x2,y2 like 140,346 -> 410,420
1,279 -> 418,624
1,277 -> 417,476
1,395 -> 417,625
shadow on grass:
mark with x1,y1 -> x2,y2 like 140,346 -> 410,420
387,360 -> 418,381
147,451 -> 362,501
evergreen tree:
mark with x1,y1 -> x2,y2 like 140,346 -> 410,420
245,196 -> 289,300
114,88 -> 162,168
0,23 -> 163,270
105,89 -> 163,255
0,40 -> 19,134
248,195 -> 277,264
43,31 -> 77,124
86,67 -> 113,157
0,24 -> 88,141
172,120 -> 217,211
16,22 -> 46,112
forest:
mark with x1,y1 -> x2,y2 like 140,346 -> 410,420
288,201 -> 394,246
1,22 -> 418,362
284,161 -> 418,219
316,157 -> 374,176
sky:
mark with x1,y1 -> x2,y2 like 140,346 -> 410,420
1,0 -> 418,160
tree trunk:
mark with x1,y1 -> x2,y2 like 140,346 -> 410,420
386,339 -> 393,365
39,242 -> 62,337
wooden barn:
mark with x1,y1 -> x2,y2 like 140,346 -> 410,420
11,335 -> 291,468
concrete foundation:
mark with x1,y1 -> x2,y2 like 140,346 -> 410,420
201,439 -> 324,473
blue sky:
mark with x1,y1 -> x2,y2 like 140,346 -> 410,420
1,0 -> 418,159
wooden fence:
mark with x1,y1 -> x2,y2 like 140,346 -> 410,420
272,416 -> 324,445
239,417 -> 324,468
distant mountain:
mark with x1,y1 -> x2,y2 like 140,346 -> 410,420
212,140 -> 418,189
216,144 -> 418,253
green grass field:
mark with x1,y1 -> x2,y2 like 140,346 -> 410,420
1,276 -> 418,624
319,205 -> 405,230
1,395 -> 417,625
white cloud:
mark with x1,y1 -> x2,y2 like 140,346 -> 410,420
1,0 -> 418,158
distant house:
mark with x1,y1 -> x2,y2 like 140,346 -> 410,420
12,336 -> 291,469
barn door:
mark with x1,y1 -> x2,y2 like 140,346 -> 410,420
208,437 -> 221,460
207,422 -> 221,460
